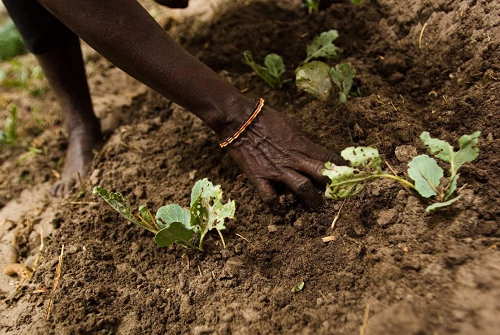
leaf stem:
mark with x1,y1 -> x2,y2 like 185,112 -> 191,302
378,174 -> 416,189
331,173 -> 416,190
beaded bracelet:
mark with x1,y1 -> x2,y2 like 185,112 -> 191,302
219,98 -> 265,148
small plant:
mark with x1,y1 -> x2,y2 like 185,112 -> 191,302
93,178 -> 235,250
303,0 -> 321,14
0,60 -> 45,97
296,61 -> 332,101
0,20 -> 27,61
242,51 -> 286,89
0,106 -> 19,145
304,30 -> 342,63
17,146 -> 43,164
295,61 -> 356,102
322,132 -> 480,212
329,63 -> 356,103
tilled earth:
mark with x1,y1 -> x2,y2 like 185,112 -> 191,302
1,0 -> 499,334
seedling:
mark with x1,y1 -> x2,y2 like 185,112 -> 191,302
17,147 -> 43,164
242,51 -> 286,89
304,30 -> 342,63
0,59 -> 45,96
329,63 -> 356,103
93,178 -> 235,250
296,61 -> 332,101
303,0 -> 321,14
322,132 -> 480,212
296,61 -> 357,102
0,106 -> 18,145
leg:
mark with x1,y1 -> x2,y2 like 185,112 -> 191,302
3,0 -> 102,197
36,41 -> 103,197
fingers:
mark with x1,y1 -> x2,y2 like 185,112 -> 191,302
280,169 -> 323,209
297,137 -> 347,166
315,148 -> 347,166
251,178 -> 278,204
294,156 -> 330,184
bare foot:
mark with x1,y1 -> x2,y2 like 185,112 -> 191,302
50,126 -> 103,198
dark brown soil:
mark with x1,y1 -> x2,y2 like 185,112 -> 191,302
1,0 -> 499,334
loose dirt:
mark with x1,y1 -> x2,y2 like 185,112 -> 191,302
1,0 -> 499,334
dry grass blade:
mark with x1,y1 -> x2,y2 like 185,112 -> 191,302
359,303 -> 370,335
46,244 -> 65,320
331,199 -> 346,229
419,22 -> 428,49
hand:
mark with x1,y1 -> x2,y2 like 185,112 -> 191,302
226,107 -> 345,208
153,0 -> 189,8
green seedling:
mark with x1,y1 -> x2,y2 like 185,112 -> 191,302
242,51 -> 286,89
0,60 -> 45,96
0,20 -> 27,61
303,0 -> 321,14
329,63 -> 356,103
296,61 -> 332,101
322,132 -> 480,212
296,61 -> 357,102
93,178 -> 235,250
17,146 -> 43,164
0,106 -> 19,145
304,30 -> 342,63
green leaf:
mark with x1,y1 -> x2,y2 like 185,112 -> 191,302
323,147 -> 383,200
242,51 -> 283,89
425,195 -> 462,212
305,30 -> 342,63
407,155 -> 443,198
322,164 -> 367,200
303,0 -> 320,14
92,186 -> 156,232
420,131 -> 480,175
154,221 -> 198,249
329,63 -> 356,103
295,61 -> 332,101
292,281 -> 305,293
264,53 -> 285,82
189,179 -> 236,250
341,146 -> 381,170
455,132 -> 481,173
156,204 -> 191,230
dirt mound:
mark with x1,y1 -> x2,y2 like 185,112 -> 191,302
1,0 -> 499,334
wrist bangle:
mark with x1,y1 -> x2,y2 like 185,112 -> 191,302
219,98 -> 265,148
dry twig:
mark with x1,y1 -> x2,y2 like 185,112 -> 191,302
46,244 -> 65,320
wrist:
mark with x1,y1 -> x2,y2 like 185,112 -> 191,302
202,92 -> 258,141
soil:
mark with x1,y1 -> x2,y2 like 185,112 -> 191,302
1,0 -> 499,334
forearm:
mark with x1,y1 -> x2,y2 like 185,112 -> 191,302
37,0 -> 255,139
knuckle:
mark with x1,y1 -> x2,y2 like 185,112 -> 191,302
296,178 -> 315,195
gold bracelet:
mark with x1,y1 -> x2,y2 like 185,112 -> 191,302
219,98 -> 265,148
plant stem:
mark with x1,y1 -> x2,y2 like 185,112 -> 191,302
331,173 -> 416,190
378,174 -> 416,189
